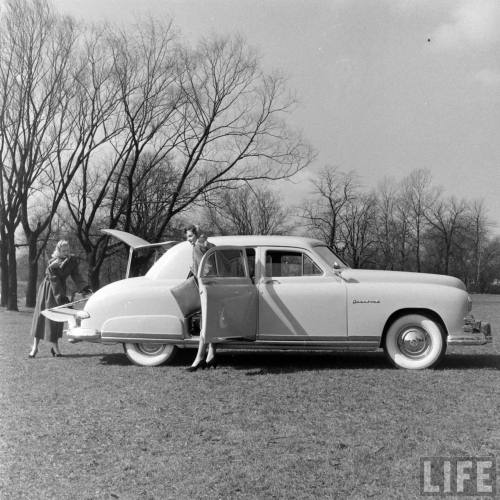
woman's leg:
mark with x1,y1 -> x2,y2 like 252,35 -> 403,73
29,337 -> 40,357
50,341 -> 61,356
190,337 -> 207,367
206,343 -> 216,363
189,309 -> 207,368
188,288 -> 208,368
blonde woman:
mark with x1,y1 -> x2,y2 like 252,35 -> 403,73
28,240 -> 89,358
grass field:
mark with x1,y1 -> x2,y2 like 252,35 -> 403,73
0,295 -> 499,499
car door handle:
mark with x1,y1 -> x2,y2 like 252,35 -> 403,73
264,279 -> 281,285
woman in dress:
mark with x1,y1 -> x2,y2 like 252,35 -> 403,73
184,225 -> 217,371
28,240 -> 89,358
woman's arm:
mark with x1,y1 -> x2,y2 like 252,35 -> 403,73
46,268 -> 69,305
67,256 -> 91,293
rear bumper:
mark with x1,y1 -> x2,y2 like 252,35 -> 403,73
447,317 -> 492,346
66,327 -> 101,341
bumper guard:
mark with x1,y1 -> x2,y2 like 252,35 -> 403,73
447,316 -> 492,346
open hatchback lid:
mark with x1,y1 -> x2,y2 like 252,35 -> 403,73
101,229 -> 178,278
101,229 -> 178,250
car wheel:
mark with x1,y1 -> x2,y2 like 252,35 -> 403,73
123,343 -> 177,367
383,314 -> 446,369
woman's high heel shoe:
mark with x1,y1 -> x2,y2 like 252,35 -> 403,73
50,348 -> 62,358
185,360 -> 206,372
205,358 -> 217,369
28,350 -> 37,359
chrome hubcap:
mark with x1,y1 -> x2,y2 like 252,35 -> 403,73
397,327 -> 430,358
136,343 -> 166,356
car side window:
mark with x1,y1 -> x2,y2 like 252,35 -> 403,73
265,250 -> 322,277
303,254 -> 322,276
201,249 -> 247,278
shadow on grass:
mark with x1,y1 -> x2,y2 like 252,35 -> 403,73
93,350 -> 500,372
61,353 -> 115,359
437,353 -> 500,370
213,351 -> 500,373
98,350 -> 195,367
233,352 -> 500,373
98,353 -> 136,366
227,351 -> 391,373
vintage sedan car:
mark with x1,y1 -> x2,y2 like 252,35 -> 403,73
44,231 -> 492,369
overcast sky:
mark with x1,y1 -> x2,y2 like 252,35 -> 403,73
52,0 -> 500,232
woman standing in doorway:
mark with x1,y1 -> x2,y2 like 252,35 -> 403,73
28,240 -> 89,358
184,225 -> 217,371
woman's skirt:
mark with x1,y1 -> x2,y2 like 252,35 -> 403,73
30,279 -> 64,342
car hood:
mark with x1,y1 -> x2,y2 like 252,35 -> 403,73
339,269 -> 466,290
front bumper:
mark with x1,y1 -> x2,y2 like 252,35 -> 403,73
447,316 -> 492,346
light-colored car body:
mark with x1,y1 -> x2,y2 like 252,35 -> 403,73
45,232 -> 492,369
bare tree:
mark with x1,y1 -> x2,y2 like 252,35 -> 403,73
468,200 -> 491,289
301,167 -> 358,252
0,1 -> 128,307
152,34 -> 313,233
400,169 -> 437,272
203,183 -> 290,235
452,199 -> 491,289
64,18 -> 185,289
0,0 -> 81,308
339,192 -> 378,268
64,30 -> 312,287
425,197 -> 469,275
476,236 -> 500,292
375,177 -> 401,270
122,155 -> 180,240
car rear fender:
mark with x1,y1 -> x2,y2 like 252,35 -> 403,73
100,314 -> 184,343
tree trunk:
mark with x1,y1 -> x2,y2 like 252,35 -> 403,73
443,242 -> 451,276
25,237 -> 39,307
88,252 -> 101,291
89,267 -> 100,291
416,226 -> 421,273
7,234 -> 18,311
0,238 -> 8,307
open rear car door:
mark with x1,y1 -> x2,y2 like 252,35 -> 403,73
198,246 -> 258,343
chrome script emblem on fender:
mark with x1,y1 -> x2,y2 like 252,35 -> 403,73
352,299 -> 381,304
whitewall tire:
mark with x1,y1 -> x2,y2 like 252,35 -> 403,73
123,343 -> 177,367
383,314 -> 446,369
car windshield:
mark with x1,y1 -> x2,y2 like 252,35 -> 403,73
313,245 -> 349,270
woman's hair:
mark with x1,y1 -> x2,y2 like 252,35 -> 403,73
183,225 -> 199,237
51,240 -> 70,259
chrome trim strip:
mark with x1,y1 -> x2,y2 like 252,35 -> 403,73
99,332 -> 184,343
256,335 -> 376,342
180,338 -> 379,351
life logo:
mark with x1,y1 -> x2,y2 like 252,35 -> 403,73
420,456 -> 496,496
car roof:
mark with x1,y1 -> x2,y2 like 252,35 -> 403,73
146,235 -> 330,280
207,235 -> 325,249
